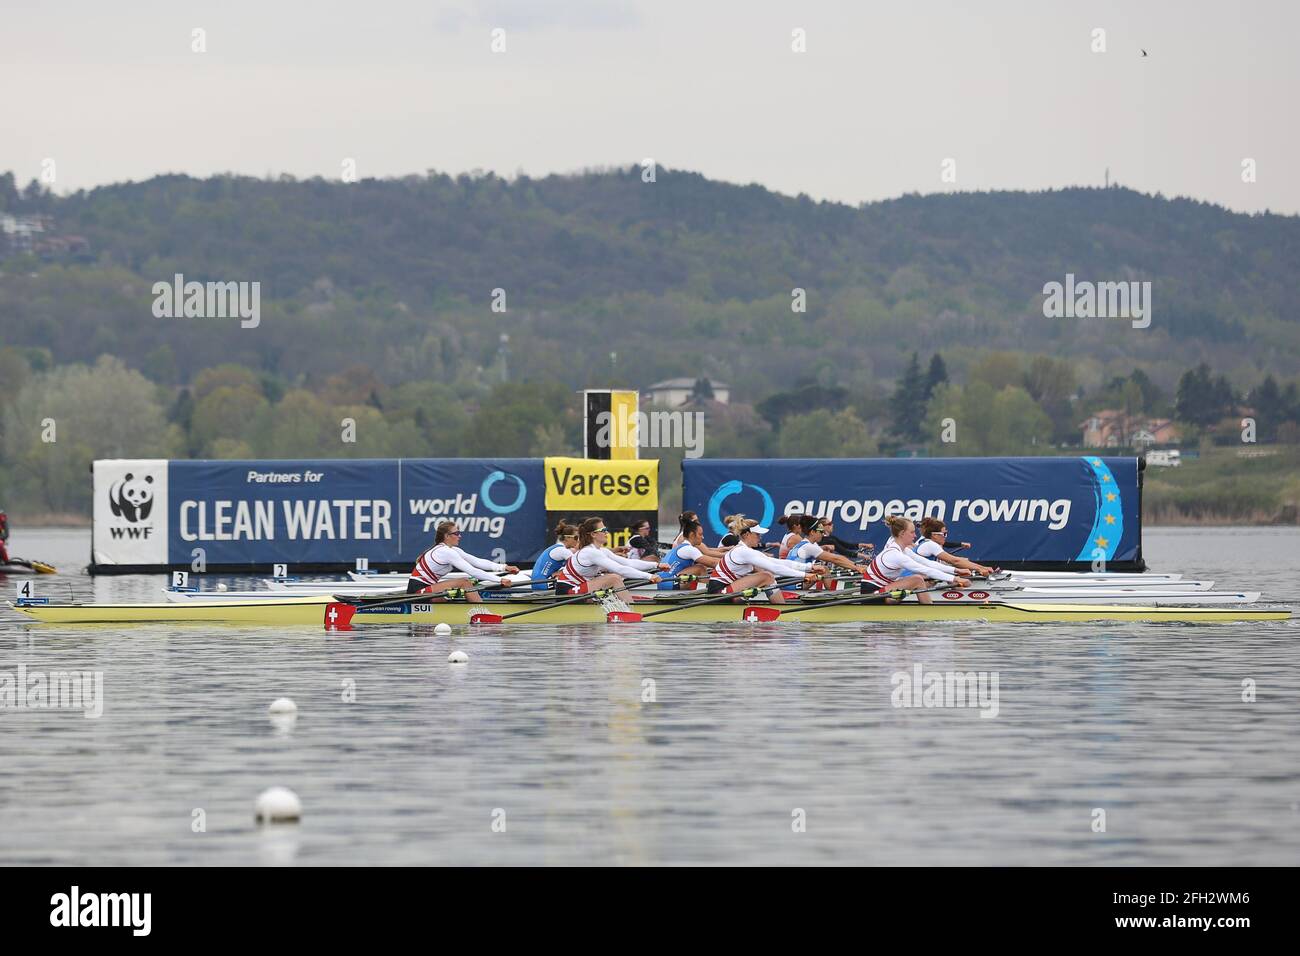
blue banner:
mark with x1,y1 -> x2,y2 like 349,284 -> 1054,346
682,456 -> 1142,567
163,458 -> 546,567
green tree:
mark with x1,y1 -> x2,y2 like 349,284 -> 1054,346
889,352 -> 927,441
190,385 -> 270,454
968,352 -> 1024,392
2,356 -> 178,512
777,408 -> 877,458
923,382 -> 1051,455
924,353 -> 948,400
1175,364 -> 1234,426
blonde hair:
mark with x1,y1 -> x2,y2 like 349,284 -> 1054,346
725,513 -> 760,536
884,515 -> 913,537
435,520 -> 459,543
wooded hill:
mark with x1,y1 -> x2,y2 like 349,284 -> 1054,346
2,167 -> 1297,395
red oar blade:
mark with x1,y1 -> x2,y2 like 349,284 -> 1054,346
606,611 -> 644,623
741,606 -> 781,623
324,602 -> 356,631
469,612 -> 503,624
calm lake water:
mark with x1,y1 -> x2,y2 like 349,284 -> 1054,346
1,527 -> 1297,865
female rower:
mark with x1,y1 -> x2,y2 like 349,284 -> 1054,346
785,516 -> 870,585
624,520 -> 659,560
860,515 -> 967,604
914,517 -> 995,577
408,521 -> 520,602
554,517 -> 667,596
531,521 -> 578,591
776,513 -> 804,558
671,511 -> 698,546
708,515 -> 823,604
659,517 -> 720,590
672,511 -> 728,559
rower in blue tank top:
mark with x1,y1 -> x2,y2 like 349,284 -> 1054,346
909,516 -> 995,577
659,518 -> 720,589
531,522 -> 579,590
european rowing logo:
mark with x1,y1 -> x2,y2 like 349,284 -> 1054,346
480,470 -> 526,515
707,480 -> 774,537
1075,457 -> 1124,563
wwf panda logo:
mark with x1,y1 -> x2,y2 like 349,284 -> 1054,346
108,473 -> 155,522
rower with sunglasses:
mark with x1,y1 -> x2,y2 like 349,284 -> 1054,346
531,521 -> 579,591
553,517 -> 668,595
407,520 -> 520,601
707,514 -> 824,604
784,516 -> 870,586
913,516 -> 995,577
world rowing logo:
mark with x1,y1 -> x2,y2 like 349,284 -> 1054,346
480,470 -> 526,514
706,480 -> 774,537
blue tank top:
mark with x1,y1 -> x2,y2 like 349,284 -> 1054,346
660,541 -> 699,590
532,544 -> 567,590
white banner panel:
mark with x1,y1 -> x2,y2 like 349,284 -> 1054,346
92,459 -> 169,566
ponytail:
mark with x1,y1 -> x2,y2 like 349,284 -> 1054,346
725,513 -> 759,536
576,516 -> 605,548
884,515 -> 912,538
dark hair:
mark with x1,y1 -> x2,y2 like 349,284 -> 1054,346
554,521 -> 579,540
919,516 -> 945,537
576,516 -> 606,547
680,518 -> 702,537
434,520 -> 459,544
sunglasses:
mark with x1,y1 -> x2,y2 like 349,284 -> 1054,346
447,530 -> 461,536
594,528 -> 609,534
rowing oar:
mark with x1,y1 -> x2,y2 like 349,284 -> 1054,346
604,585 -> 768,623
5,557 -> 56,574
737,584 -> 955,622
603,571 -> 820,623
323,578 -> 548,628
469,577 -> 686,625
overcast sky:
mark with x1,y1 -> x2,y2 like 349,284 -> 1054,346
4,0 -> 1296,214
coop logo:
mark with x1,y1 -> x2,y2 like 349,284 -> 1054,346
480,470 -> 526,514
106,471 -> 158,540
706,480 -> 774,538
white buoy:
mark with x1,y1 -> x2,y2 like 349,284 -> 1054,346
267,697 -> 297,714
216,582 -> 228,591
434,622 -> 451,636
448,650 -> 469,664
255,786 -> 302,823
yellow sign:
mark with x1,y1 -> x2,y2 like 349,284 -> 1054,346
544,457 -> 658,510
608,390 -> 639,461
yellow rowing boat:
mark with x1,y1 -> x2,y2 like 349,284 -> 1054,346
4,595 -> 1291,626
